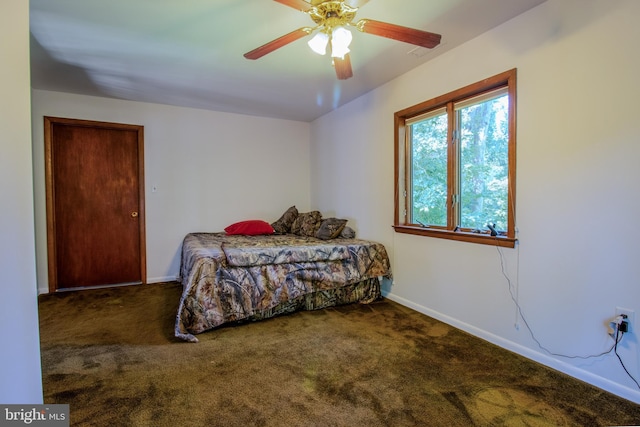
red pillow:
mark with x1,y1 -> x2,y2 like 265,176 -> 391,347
224,220 -> 274,236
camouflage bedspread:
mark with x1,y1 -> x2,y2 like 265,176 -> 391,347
175,232 -> 392,342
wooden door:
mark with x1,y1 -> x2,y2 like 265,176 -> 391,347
45,117 -> 146,292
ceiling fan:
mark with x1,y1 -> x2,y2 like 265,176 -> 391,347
244,0 -> 442,80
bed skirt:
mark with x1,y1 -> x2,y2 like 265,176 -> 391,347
176,277 -> 381,342
249,277 -> 381,321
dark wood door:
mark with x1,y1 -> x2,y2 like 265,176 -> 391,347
45,117 -> 146,291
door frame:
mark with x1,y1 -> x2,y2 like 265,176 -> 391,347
44,116 -> 146,292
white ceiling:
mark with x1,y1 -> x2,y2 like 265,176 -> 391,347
30,0 -> 546,122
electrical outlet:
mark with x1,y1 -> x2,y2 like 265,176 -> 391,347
616,307 -> 635,334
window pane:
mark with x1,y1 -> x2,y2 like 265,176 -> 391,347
410,112 -> 448,227
458,93 -> 509,230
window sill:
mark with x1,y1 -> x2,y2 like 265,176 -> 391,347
393,225 -> 517,248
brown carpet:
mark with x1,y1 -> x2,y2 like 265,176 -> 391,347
39,282 -> 640,426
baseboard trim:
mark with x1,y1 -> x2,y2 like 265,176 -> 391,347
147,276 -> 179,284
38,276 -> 179,295
381,290 -> 640,405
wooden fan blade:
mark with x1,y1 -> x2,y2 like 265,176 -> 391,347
334,54 -> 353,80
244,28 -> 311,60
357,19 -> 441,49
273,0 -> 313,12
345,0 -> 370,8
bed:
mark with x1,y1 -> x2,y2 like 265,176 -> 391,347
175,231 -> 392,342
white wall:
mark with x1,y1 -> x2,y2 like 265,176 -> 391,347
311,0 -> 640,403
0,1 -> 43,403
31,91 -> 311,291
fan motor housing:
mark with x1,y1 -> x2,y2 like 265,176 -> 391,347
309,1 -> 357,27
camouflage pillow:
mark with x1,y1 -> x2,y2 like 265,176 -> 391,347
291,211 -> 322,237
316,218 -> 348,240
271,206 -> 298,234
340,226 -> 356,239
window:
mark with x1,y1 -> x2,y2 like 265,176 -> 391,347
394,69 -> 517,247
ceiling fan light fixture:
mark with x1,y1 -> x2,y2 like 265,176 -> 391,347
330,26 -> 352,59
308,31 -> 329,55
244,0 -> 442,80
